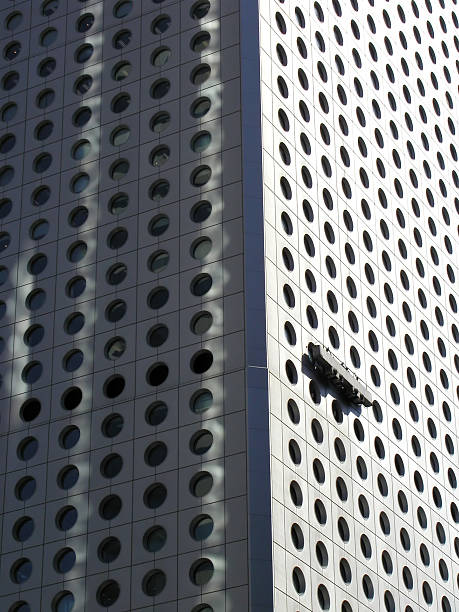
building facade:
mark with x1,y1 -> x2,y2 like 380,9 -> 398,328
0,0 -> 457,611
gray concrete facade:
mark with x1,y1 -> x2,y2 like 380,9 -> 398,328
0,1 -> 458,611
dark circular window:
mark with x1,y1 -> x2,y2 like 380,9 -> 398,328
59,426 -> 80,450
10,558 -> 32,584
143,526 -> 167,552
73,106 -> 91,127
190,559 -> 214,586
144,483 -> 167,509
147,363 -> 169,386
151,15 -> 171,35
22,361 -> 43,384
102,414 -> 124,438
191,1 -> 211,19
104,375 -> 125,398
54,548 -> 76,574
190,471 -> 213,497
190,273 -> 212,296
17,437 -> 38,461
100,453 -> 123,479
99,495 -> 122,520
13,517 -> 34,543
190,350 -> 213,374
145,401 -> 168,426
142,570 -> 166,596
151,78 -> 171,99
96,581 -> 120,607
191,97 -> 211,118
98,537 -> 121,563
58,465 -> 79,490
77,14 -> 95,33
106,262 -> 127,285
145,442 -> 168,467
113,29 -> 132,49
15,477 -> 36,501
191,63 -> 211,85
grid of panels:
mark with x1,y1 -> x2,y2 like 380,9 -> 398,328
261,0 -> 458,611
0,1 -> 249,611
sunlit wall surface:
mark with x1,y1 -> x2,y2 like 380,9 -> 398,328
0,0 -> 250,610
261,0 -> 458,611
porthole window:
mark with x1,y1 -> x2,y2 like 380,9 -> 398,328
149,250 -> 169,273
143,483 -> 167,508
191,1 -> 211,19
107,262 -> 127,285
59,425 -> 80,450
190,389 -> 213,414
66,276 -> 86,299
111,93 -> 130,113
149,179 -> 169,201
191,200 -> 212,223
73,74 -> 93,95
113,0 -> 132,18
10,558 -> 32,584
55,506 -> 77,532
70,172 -> 90,194
54,548 -> 76,574
190,559 -> 214,586
67,241 -> 87,263
2,71 -> 19,91
191,165 -> 212,186
40,28 -> 58,47
109,192 -> 129,214
191,131 -> 211,153
77,13 -> 95,33
71,139 -> 91,160
97,581 -> 120,607
145,401 -> 168,425
112,61 -> 131,82
6,11 -> 23,31
13,517 -> 34,543
191,63 -> 211,85
151,78 -> 170,99
15,477 -> 36,501
143,526 -> 167,552
22,361 -> 43,384
105,300 -> 126,322
73,106 -> 91,127
68,206 -> 88,228
190,97 -> 211,118
105,337 -> 126,360
150,111 -> 170,134
142,569 -> 166,596
191,237 -> 212,260
57,465 -> 79,490
191,31 -> 211,52
102,414 -> 124,438
113,29 -> 132,50
24,324 -> 44,348
99,495 -> 122,520
75,43 -> 94,64
151,15 -> 171,35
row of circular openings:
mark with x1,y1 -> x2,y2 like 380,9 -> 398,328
15,415 -> 213,463
4,233 -> 213,283
14,465 -> 217,505
13,510 -> 215,551
19,386 -> 214,427
0,162 -> 213,195
280,201 -> 455,266
0,90 -> 211,125
4,28 -> 211,74
3,0 -> 211,34
0,59 -> 212,93
12,272 -> 214,325
16,429 -> 213,473
18,309 -> 214,358
9,555 -> 215,601
19,345 -> 215,384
